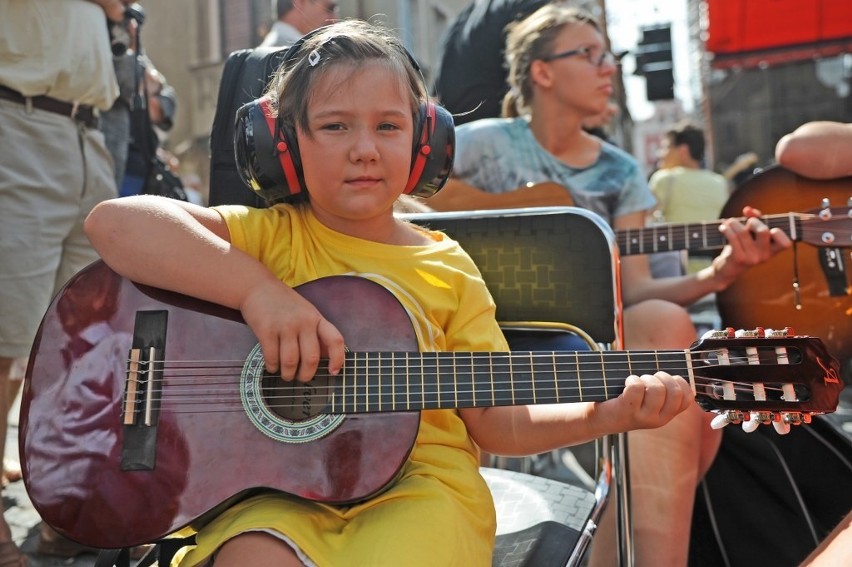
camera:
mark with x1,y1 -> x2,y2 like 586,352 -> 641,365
108,4 -> 146,56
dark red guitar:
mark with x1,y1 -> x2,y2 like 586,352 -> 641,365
21,261 -> 842,548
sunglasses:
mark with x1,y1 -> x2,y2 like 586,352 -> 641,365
540,46 -> 616,68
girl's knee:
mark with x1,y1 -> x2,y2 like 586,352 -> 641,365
625,300 -> 696,349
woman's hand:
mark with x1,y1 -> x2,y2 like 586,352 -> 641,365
708,206 -> 792,291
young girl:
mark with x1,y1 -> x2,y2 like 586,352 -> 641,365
84,19 -> 692,567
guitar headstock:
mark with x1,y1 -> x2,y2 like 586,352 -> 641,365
798,202 -> 852,247
689,327 -> 843,434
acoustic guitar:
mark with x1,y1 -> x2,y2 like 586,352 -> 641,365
435,176 -> 852,361
21,262 -> 842,548
435,179 -> 851,259
718,166 -> 852,363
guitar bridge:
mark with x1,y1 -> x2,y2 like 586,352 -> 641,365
120,310 -> 167,471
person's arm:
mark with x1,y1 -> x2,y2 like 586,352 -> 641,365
614,208 -> 792,308
461,372 -> 693,456
426,178 -> 574,211
775,121 -> 852,180
86,0 -> 128,22
84,196 -> 345,381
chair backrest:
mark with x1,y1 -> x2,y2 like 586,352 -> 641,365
401,206 -> 630,566
401,206 -> 622,346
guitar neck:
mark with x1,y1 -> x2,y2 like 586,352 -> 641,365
323,350 -> 692,413
618,214 -> 801,256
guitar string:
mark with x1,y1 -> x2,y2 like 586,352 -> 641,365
121,360 -> 803,411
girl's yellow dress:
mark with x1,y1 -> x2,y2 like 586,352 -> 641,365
174,204 -> 509,566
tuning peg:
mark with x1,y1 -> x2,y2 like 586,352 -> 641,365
769,413 -> 793,435
742,410 -> 774,433
711,410 -> 745,430
820,198 -> 832,220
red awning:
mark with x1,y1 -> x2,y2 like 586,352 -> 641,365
706,0 -> 852,68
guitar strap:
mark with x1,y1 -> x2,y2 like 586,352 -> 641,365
818,247 -> 849,297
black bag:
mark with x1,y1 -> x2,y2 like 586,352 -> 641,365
689,415 -> 852,567
208,46 -> 290,208
144,155 -> 188,202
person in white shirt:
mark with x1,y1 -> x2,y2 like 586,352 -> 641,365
259,0 -> 340,47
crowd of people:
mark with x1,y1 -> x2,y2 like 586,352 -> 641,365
1,1 -> 850,566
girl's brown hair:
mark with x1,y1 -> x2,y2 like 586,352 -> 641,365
265,19 -> 426,137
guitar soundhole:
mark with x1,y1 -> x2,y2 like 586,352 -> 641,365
260,373 -> 331,421
240,343 -> 344,444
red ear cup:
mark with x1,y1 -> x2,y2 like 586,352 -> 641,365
234,96 -> 304,204
404,102 -> 455,198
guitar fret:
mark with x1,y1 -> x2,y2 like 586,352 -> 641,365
489,353 -> 495,407
407,352 -> 422,411
508,352 -> 516,405
599,351 -> 608,399
471,352 -> 477,407
453,353 -> 459,409
606,351 -> 630,402
553,352 -> 560,403
488,353 -> 514,406
530,352 -> 537,405
573,351 -> 580,402
508,353 -> 534,406
390,353 -> 395,411
627,350 -> 661,376
454,352 -> 474,408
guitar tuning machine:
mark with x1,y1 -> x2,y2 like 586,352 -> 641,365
710,409 -> 746,429
820,198 -> 832,220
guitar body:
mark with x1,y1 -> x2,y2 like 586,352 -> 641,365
20,262 -> 420,548
718,166 -> 852,363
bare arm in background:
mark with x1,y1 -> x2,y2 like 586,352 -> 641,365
775,121 -> 852,179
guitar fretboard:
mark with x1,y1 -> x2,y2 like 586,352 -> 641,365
618,214 -> 801,256
323,350 -> 693,413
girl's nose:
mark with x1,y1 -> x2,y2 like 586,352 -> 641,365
349,130 -> 380,162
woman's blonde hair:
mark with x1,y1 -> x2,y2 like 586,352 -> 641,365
501,4 -> 600,118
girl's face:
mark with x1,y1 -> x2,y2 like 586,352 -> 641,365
296,61 -> 415,236
536,22 -> 616,117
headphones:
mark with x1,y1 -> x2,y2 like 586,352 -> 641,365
234,28 -> 455,205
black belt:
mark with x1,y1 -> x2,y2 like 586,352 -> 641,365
0,85 -> 99,129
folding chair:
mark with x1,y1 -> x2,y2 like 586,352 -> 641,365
399,206 -> 630,566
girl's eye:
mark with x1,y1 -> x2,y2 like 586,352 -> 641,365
378,122 -> 400,131
321,123 -> 345,131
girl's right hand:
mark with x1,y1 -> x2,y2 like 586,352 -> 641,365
240,280 -> 346,382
